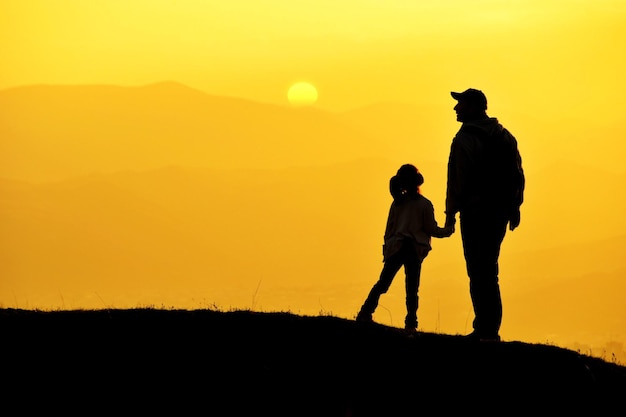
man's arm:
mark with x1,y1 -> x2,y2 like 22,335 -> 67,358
444,136 -> 465,227
506,130 -> 525,231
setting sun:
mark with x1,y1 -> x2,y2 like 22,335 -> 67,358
287,82 -> 318,107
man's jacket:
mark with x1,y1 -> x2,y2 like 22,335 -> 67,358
445,117 -> 525,218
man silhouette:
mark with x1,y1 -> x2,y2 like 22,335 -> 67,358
445,88 -> 525,342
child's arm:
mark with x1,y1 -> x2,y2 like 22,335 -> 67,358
440,223 -> 455,237
430,223 -> 454,238
423,202 -> 455,238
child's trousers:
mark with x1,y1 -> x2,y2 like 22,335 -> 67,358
358,241 -> 424,329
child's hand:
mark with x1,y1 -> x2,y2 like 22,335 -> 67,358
443,224 -> 455,237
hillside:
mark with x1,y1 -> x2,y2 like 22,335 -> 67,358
3,308 -> 625,416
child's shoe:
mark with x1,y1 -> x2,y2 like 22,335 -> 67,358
404,325 -> 418,337
356,312 -> 373,323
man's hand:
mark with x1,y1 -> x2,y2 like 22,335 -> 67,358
509,209 -> 521,231
445,213 -> 456,228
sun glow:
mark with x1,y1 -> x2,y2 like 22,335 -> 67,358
287,82 -> 318,107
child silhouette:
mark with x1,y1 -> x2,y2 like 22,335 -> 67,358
356,164 -> 453,334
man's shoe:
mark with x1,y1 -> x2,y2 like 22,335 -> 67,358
356,313 -> 373,323
463,331 -> 500,342
463,331 -> 480,341
479,335 -> 501,342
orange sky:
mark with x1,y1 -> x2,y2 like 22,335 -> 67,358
3,1 -> 625,173
2,1 -> 626,362
2,1 -> 625,114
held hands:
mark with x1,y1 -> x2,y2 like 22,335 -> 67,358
443,213 -> 456,237
442,224 -> 455,237
441,211 -> 520,232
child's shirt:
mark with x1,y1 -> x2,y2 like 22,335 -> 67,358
383,194 -> 449,261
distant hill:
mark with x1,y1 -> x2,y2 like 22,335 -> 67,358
0,82 -> 445,182
3,308 -> 625,416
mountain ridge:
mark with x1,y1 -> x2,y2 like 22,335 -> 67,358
0,82 -> 395,182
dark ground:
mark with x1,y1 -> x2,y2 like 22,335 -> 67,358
3,308 -> 625,416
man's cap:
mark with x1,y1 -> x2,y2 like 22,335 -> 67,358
451,88 -> 487,109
